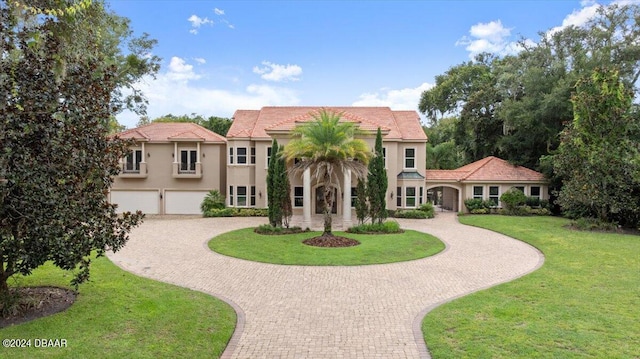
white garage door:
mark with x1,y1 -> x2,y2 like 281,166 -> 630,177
110,190 -> 159,214
165,191 -> 209,215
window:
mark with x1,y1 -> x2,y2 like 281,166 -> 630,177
180,149 -> 197,173
250,148 -> 256,164
404,148 -> 416,169
237,147 -> 247,164
419,187 -> 423,205
237,186 -> 247,207
250,186 -> 256,206
473,186 -> 483,199
229,186 -> 233,206
294,187 -> 303,207
383,147 -> 387,168
266,147 -> 272,167
489,186 -> 500,206
514,186 -> 525,193
396,187 -> 402,207
406,187 -> 416,207
351,187 -> 357,208
124,149 -> 142,173
229,148 -> 234,164
531,186 -> 541,199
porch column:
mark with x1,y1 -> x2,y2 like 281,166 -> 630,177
302,168 -> 311,228
342,169 -> 352,228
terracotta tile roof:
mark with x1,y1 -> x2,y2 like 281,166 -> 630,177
424,170 -> 469,181
228,106 -> 427,141
425,156 -> 546,182
116,122 -> 226,143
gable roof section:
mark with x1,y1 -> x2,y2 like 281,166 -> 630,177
425,156 -> 546,182
116,122 -> 226,143
228,106 -> 427,141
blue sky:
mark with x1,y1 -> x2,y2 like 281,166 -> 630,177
110,0 -> 626,128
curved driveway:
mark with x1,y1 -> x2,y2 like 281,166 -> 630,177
108,212 -> 543,358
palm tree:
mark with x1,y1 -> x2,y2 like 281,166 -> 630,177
284,109 -> 371,236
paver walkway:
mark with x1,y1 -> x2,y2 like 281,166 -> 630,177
108,212 -> 543,358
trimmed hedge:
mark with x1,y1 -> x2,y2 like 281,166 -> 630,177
204,207 -> 268,218
347,221 -> 403,234
394,209 -> 429,219
254,224 -> 308,235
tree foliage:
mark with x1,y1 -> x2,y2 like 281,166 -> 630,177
266,139 -> 283,227
284,110 -> 371,235
149,114 -> 233,136
0,0 -> 152,295
366,128 -> 387,224
418,4 -> 640,171
554,68 -> 640,227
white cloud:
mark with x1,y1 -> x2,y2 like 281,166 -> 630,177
115,61 -> 301,128
214,8 -> 224,16
252,61 -> 303,82
188,14 -> 213,28
189,29 -> 198,35
547,2 -> 601,35
194,57 -> 206,65
352,82 -> 434,111
167,57 -> 200,81
469,20 -> 511,43
456,20 -> 517,58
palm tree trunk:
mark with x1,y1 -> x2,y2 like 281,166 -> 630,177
323,183 -> 333,236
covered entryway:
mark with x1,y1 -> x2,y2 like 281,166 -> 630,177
426,185 -> 461,212
110,190 -> 160,214
165,190 -> 210,214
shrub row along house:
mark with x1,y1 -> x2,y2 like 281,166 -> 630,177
110,106 -> 548,220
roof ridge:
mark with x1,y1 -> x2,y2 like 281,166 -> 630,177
459,156 -> 495,180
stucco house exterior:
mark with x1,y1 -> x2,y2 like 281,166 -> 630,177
110,108 -> 548,218
425,156 -> 548,213
110,122 -> 227,214
225,106 -> 428,227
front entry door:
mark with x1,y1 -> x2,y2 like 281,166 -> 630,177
315,186 -> 337,214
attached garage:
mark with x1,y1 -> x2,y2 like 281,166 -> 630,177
110,190 -> 160,214
164,190 -> 209,215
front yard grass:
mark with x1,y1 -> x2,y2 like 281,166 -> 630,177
422,215 -> 639,358
0,256 -> 236,359
208,228 -> 445,265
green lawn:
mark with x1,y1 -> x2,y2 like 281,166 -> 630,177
423,215 -> 639,359
209,228 -> 445,265
0,256 -> 236,359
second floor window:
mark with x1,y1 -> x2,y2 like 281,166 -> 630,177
124,149 -> 142,172
180,149 -> 197,173
404,148 -> 415,169
237,147 -> 247,164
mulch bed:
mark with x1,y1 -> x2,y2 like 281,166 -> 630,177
1,286 -> 76,328
303,234 -> 360,247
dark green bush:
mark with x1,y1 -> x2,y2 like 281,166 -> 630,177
418,203 -> 435,218
254,224 -> 307,235
204,208 -> 234,217
525,196 -> 541,208
200,190 -> 226,214
231,208 -> 268,217
471,208 -> 489,214
203,207 -> 268,218
501,188 -> 527,211
571,217 -> 619,232
394,209 -> 428,219
464,198 -> 485,211
347,221 -> 403,234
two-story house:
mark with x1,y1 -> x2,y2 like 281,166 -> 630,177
225,106 -> 428,227
110,122 -> 226,214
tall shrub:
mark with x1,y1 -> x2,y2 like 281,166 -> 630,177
266,139 -> 282,226
367,128 -> 388,224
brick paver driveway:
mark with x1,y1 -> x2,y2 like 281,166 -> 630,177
108,212 -> 543,358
